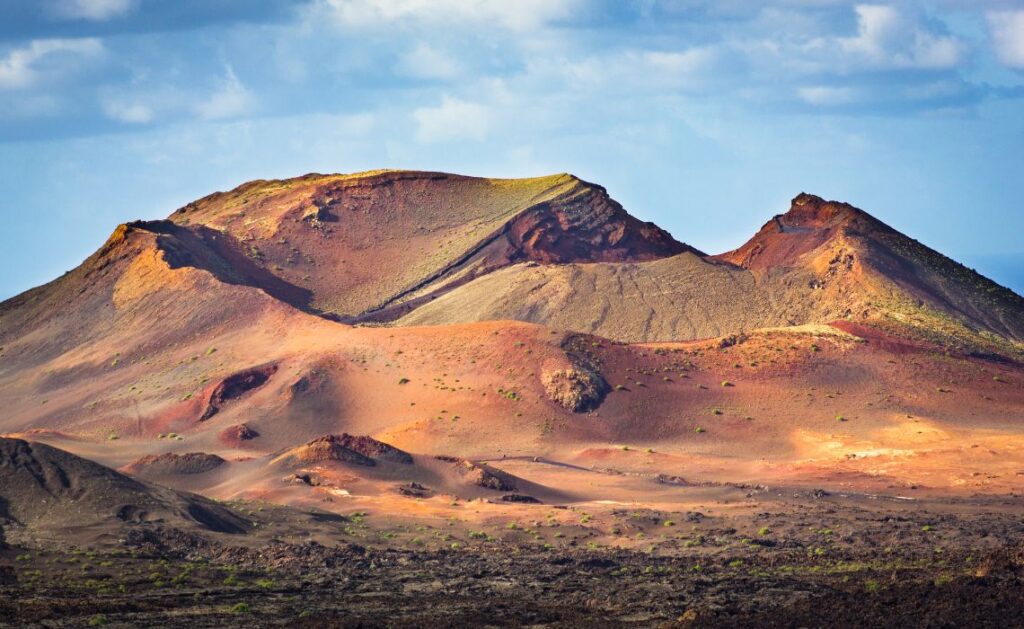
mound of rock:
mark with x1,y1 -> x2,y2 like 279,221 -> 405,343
275,434 -> 411,468
332,433 -> 413,464
436,455 -> 517,491
542,365 -> 608,412
278,435 -> 376,467
123,452 -> 226,476
219,423 -> 259,446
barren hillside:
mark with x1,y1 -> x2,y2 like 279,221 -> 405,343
168,170 -> 692,320
400,192 -> 1024,348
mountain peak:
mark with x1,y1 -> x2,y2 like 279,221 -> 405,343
713,193 -> 868,270
784,193 -> 863,227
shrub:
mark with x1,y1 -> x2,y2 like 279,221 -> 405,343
231,603 -> 251,614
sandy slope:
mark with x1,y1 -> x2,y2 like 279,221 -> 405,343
396,252 -> 831,341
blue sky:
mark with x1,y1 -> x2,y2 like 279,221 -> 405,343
1,0 -> 1023,299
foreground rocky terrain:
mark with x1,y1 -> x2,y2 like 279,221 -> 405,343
2,170 -> 1023,626
3,481 -> 1024,627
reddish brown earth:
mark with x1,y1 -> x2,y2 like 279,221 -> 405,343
1,170 -> 1023,626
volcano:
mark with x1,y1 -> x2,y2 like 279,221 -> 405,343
3,170 -> 1024,626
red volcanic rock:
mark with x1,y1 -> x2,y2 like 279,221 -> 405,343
332,433 -> 413,464
284,435 -> 376,467
499,181 -> 697,264
200,364 -> 277,421
219,423 -> 260,446
714,193 -> 863,271
276,434 -> 411,468
435,455 -> 517,491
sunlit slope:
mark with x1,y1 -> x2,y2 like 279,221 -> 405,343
400,193 -> 1024,350
168,170 -> 692,320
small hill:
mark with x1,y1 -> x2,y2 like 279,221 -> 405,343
272,434 -> 413,467
0,438 -> 249,541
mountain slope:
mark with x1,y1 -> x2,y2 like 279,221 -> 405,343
168,170 -> 693,320
397,252 -> 830,342
715,193 -> 1024,346
399,193 -> 1024,348
0,437 -> 249,541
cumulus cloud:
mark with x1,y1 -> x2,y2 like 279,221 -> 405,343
413,95 -> 489,143
194,66 -> 254,120
317,0 -> 579,31
0,38 -> 103,90
837,4 -> 966,69
49,0 -> 137,21
987,10 -> 1024,69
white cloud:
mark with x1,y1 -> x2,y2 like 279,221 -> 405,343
838,4 -> 966,69
987,10 -> 1024,69
413,95 -> 489,143
0,38 -> 103,90
101,99 -> 153,124
551,47 -> 720,93
798,85 -> 859,106
194,67 -> 254,121
318,0 -> 579,31
396,43 -> 463,80
50,0 -> 136,21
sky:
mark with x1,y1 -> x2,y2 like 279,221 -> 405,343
1,0 -> 1023,299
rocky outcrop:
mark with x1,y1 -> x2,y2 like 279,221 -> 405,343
542,366 -> 608,412
200,364 -> 277,421
219,423 -> 259,446
435,455 -> 517,491
274,434 -> 411,468
276,435 -> 377,467
331,434 -> 413,464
